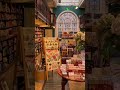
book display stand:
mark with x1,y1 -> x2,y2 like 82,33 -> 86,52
43,37 -> 61,80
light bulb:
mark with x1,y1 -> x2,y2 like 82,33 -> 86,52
75,6 -> 78,9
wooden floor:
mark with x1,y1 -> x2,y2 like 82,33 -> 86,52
43,71 -> 65,90
35,71 -> 85,90
43,71 -> 85,90
35,82 -> 44,90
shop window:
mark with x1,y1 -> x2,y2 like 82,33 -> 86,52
56,11 -> 79,38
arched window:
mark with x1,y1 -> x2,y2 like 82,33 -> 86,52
56,11 -> 79,38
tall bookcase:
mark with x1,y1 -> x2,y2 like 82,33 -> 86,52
0,35 -> 17,89
0,0 -> 24,89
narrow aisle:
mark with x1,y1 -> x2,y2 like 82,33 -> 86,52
44,71 -> 62,90
43,71 -> 85,90
43,71 -> 69,90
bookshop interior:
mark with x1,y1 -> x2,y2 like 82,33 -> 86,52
0,0 -> 120,90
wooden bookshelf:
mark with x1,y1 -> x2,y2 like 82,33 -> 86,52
0,34 -> 17,90
0,1 -> 23,30
35,26 -> 44,58
0,1 -> 24,89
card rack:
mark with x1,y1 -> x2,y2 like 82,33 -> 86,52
35,26 -> 44,57
0,1 -> 23,30
0,35 -> 17,73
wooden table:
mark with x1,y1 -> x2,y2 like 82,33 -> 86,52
57,68 -> 85,90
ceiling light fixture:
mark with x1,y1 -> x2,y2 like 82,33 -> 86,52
75,6 -> 78,9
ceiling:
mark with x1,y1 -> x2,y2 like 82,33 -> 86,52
47,0 -> 85,8
57,0 -> 85,7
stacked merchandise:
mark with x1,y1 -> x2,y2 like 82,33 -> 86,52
60,32 -> 76,62
60,54 -> 85,81
35,27 -> 45,84
35,27 -> 44,57
35,27 -> 44,71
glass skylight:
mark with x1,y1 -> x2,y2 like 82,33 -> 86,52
57,0 -> 80,6
57,0 -> 84,6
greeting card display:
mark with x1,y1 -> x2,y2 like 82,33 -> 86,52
43,37 -> 61,80
44,37 -> 59,50
46,50 -> 61,71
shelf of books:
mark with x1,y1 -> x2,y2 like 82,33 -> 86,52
0,1 -> 23,30
0,1 -> 24,89
0,34 -> 17,90
35,26 -> 44,58
35,26 -> 45,83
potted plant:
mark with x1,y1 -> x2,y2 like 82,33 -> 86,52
74,31 -> 85,54
95,13 -> 115,67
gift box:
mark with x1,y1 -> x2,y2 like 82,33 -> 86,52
67,64 -> 74,70
68,72 -> 75,79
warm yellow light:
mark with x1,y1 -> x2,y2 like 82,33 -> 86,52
53,26 -> 55,28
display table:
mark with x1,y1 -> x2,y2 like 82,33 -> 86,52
57,64 -> 85,90
57,53 -> 85,90
57,68 -> 85,82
